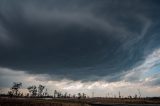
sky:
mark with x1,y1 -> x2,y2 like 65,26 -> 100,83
0,0 -> 160,97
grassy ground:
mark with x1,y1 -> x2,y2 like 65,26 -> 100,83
0,98 -> 89,106
0,97 -> 160,106
87,98 -> 160,104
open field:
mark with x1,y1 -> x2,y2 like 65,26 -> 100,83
0,98 -> 89,106
87,98 -> 160,104
0,97 -> 160,106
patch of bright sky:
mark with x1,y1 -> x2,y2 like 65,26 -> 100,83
143,62 -> 160,78
138,48 -> 160,80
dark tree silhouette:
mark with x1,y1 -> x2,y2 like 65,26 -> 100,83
27,85 -> 37,97
8,91 -> 13,98
78,93 -> 81,99
11,82 -> 22,96
38,84 -> 45,97
57,91 -> 62,98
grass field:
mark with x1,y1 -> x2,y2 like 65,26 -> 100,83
87,98 -> 160,104
0,98 -> 89,106
0,97 -> 160,106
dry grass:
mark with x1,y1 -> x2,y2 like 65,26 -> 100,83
0,97 -> 160,106
87,98 -> 160,104
0,98 -> 89,106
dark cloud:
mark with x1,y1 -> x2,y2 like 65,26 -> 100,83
0,0 -> 160,81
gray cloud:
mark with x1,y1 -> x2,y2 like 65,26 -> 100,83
144,73 -> 160,86
0,0 -> 160,81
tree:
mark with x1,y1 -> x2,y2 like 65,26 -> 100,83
38,84 -> 45,96
0,88 -> 2,94
11,82 -> 22,96
54,90 -> 57,98
68,94 -> 71,98
78,93 -> 81,99
27,85 -> 37,97
82,93 -> 86,99
44,88 -> 48,96
57,91 -> 62,98
64,92 -> 67,98
8,91 -> 13,98
119,91 -> 121,98
137,89 -> 141,98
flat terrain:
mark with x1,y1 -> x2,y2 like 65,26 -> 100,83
0,98 -> 89,106
0,97 -> 160,106
87,98 -> 160,105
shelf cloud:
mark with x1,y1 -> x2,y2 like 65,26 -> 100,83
0,0 -> 160,83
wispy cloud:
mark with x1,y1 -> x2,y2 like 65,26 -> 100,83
123,48 -> 160,82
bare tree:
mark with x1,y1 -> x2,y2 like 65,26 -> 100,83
82,93 -> 86,99
137,89 -> 141,98
54,90 -> 57,98
78,93 -> 81,99
27,85 -> 37,97
119,91 -> 121,98
38,84 -> 45,97
64,92 -> 67,98
57,92 -> 62,98
134,94 -> 137,99
44,88 -> 48,96
68,94 -> 71,98
0,88 -> 2,95
11,82 -> 22,96
8,91 -> 13,98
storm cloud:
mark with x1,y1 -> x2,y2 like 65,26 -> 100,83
0,0 -> 160,81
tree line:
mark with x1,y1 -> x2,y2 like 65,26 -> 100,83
7,82 -> 87,99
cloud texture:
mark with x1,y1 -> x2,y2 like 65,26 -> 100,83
0,0 -> 160,82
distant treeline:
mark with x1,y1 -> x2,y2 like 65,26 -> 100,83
1,82 -> 87,99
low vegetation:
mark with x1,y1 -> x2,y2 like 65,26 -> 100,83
0,98 -> 90,106
0,82 -> 160,106
0,97 -> 160,106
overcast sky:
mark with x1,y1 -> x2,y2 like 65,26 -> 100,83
0,0 -> 160,97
